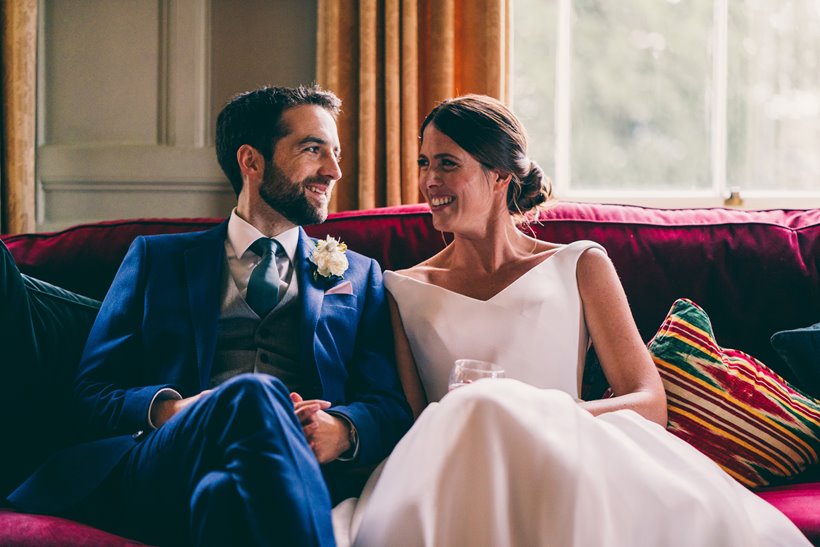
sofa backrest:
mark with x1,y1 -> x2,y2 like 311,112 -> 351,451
528,203 -> 820,383
4,202 -> 819,383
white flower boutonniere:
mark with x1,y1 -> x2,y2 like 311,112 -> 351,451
308,235 -> 349,281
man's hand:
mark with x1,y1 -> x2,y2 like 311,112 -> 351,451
150,390 -> 212,428
291,392 -> 351,464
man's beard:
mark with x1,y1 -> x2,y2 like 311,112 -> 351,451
258,161 -> 330,226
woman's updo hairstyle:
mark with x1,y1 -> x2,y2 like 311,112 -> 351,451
420,94 -> 555,218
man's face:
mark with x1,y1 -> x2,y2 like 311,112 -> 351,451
258,105 -> 342,225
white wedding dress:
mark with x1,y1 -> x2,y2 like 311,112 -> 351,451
336,241 -> 810,547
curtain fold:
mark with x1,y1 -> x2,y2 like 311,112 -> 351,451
1,0 -> 37,234
317,0 -> 509,211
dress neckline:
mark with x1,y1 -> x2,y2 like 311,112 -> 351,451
386,242 -> 578,303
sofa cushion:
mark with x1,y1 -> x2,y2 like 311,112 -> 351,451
5,203 -> 820,388
528,203 -> 820,389
756,482 -> 820,544
648,298 -> 820,489
771,322 -> 820,398
2,218 -> 220,300
0,509 -> 148,546
21,274 -> 101,387
0,242 -> 101,498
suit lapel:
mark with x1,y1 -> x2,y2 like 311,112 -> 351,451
296,228 -> 323,383
185,221 -> 228,390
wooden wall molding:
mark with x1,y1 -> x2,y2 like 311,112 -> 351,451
37,0 -> 220,229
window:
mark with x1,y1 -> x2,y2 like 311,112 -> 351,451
513,0 -> 820,208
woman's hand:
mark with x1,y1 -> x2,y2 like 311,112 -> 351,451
577,248 -> 668,426
290,392 -> 351,463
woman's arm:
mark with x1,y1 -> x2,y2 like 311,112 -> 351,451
575,248 -> 668,426
387,293 -> 428,419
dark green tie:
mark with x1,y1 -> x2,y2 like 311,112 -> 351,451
246,237 -> 281,317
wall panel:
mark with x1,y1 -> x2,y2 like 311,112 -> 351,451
37,0 -> 317,230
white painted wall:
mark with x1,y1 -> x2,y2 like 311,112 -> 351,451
37,0 -> 317,230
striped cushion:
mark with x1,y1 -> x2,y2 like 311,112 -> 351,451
648,298 -> 820,488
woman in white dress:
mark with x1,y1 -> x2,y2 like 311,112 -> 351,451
347,95 -> 810,546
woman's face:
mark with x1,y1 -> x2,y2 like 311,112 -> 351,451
418,124 -> 505,234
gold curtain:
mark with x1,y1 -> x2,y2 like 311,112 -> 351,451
317,0 -> 510,211
1,0 -> 37,234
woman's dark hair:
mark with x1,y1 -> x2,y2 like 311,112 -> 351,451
215,85 -> 341,196
420,94 -> 554,217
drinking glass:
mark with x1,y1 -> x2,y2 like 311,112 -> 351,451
447,359 -> 505,391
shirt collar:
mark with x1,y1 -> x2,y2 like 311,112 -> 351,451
227,208 -> 300,263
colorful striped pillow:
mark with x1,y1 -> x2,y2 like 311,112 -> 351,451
648,298 -> 820,488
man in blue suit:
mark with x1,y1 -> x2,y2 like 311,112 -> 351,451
8,86 -> 412,546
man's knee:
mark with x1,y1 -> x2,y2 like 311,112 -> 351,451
209,373 -> 294,420
218,373 -> 289,398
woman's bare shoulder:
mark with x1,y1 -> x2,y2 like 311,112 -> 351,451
575,243 -> 612,268
575,243 -> 619,290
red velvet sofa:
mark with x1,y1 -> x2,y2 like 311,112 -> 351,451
2,202 -> 819,545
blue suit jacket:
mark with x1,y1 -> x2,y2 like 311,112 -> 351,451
10,222 -> 411,513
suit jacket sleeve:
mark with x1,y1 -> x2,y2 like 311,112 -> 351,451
328,258 -> 413,465
73,237 -> 180,438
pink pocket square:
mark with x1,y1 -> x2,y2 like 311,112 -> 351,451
325,280 -> 353,295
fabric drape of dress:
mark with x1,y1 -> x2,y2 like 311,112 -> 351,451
339,241 -> 812,547
0,0 -> 37,234
316,0 -> 510,212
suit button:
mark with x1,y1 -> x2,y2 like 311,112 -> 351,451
259,353 -> 270,364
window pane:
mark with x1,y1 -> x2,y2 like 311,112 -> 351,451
571,0 -> 714,190
728,1 -> 820,191
512,0 -> 558,179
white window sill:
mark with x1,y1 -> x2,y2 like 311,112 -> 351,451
560,191 -> 820,210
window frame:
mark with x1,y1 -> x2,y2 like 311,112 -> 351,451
515,0 -> 820,210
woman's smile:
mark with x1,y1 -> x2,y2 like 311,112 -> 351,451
429,195 -> 456,209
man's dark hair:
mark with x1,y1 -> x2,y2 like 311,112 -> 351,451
215,85 -> 342,195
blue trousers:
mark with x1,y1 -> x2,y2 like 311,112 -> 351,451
2,242 -> 337,544
109,374 -> 335,546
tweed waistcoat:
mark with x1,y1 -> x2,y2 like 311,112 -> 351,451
210,266 -> 320,399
